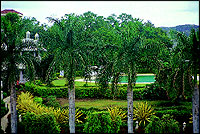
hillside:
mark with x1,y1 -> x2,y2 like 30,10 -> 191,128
159,24 -> 199,36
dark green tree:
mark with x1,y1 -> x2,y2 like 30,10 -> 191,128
1,13 -> 38,133
108,13 -> 144,133
45,13 -> 91,133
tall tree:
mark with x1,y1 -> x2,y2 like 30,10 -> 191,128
116,14 -> 144,133
190,29 -> 199,133
150,29 -> 199,133
1,13 -> 37,133
176,29 -> 199,133
103,13 -> 144,133
45,13 -> 90,133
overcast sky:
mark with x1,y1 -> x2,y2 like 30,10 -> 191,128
1,1 -> 199,27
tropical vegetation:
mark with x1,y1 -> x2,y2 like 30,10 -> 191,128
1,11 -> 199,134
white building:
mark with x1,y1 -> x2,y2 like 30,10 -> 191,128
18,31 -> 47,84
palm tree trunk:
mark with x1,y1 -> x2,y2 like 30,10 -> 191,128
112,72 -> 120,99
127,72 -> 133,133
68,79 -> 75,133
192,84 -> 199,133
10,82 -> 17,134
127,84 -> 133,133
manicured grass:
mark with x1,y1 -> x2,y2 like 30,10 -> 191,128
58,99 -> 181,110
60,99 -> 127,109
52,79 -> 66,87
75,81 -> 98,87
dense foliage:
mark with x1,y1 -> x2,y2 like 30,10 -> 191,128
1,99 -> 8,118
17,92 -> 83,124
22,82 -> 171,100
21,112 -> 61,134
145,114 -> 180,133
2,10 -> 198,133
83,111 -> 122,133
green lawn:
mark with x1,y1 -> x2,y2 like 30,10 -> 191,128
52,79 -> 66,87
58,98 -> 186,110
52,78 -> 148,87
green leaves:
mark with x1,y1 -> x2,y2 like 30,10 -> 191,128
133,101 -> 155,127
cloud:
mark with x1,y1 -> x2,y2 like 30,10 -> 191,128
1,1 -> 199,27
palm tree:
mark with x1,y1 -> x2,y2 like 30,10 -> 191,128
176,29 -> 199,133
1,13 -> 38,133
45,13 -> 90,133
99,13 -> 143,133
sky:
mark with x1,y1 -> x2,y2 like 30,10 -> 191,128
1,1 -> 199,27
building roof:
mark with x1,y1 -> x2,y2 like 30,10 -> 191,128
1,9 -> 23,16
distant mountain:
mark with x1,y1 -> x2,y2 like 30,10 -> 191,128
159,24 -> 199,36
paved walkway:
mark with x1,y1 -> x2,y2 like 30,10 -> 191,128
1,96 -> 10,133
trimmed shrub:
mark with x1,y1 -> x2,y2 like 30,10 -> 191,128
24,82 -> 68,98
83,111 -> 112,133
24,82 -> 149,100
155,109 -> 191,124
84,111 -> 111,133
22,112 -> 61,134
83,110 -> 122,133
145,114 -> 180,133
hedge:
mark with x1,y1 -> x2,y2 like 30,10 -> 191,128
22,82 -> 146,100
24,82 -> 68,98
21,112 -> 61,134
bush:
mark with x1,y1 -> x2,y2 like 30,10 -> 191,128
33,97 -> 43,104
155,109 -> 191,124
145,114 -> 180,133
24,82 -> 149,100
137,68 -> 152,73
24,82 -> 68,98
144,115 -> 163,133
107,107 -> 124,133
107,106 -> 127,122
83,111 -> 112,133
34,80 -> 42,86
44,95 -> 61,108
22,112 -> 61,134
17,92 -> 83,125
133,101 -> 155,128
111,115 -> 122,133
1,99 -> 8,118
143,83 -> 168,100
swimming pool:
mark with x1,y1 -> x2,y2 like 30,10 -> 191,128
87,74 -> 156,83
118,75 -> 155,83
